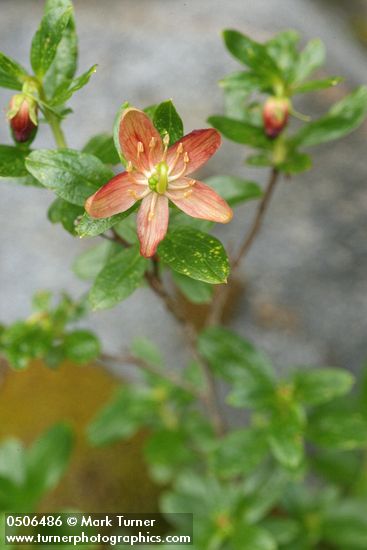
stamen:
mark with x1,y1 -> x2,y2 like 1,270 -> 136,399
148,136 -> 157,168
126,161 -> 133,173
148,193 -> 158,221
128,189 -> 141,200
168,142 -> 184,175
168,151 -> 190,182
162,133 -> 170,161
168,180 -> 192,190
137,141 -> 144,160
183,189 -> 193,198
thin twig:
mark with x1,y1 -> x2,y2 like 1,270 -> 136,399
232,168 -> 279,270
206,168 -> 280,327
111,228 -> 130,248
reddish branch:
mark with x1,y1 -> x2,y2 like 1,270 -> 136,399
206,168 -> 279,327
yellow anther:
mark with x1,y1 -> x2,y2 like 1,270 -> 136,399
183,190 -> 193,198
149,137 -> 156,149
128,189 -> 140,199
189,179 -> 195,186
183,152 -> 189,163
148,211 -> 155,221
177,143 -> 184,154
126,161 -> 133,172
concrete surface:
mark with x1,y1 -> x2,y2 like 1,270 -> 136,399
0,0 -> 367,377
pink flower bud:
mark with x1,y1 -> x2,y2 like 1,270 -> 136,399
8,95 -> 38,143
262,97 -> 289,139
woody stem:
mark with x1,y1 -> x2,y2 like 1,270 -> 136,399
207,168 -> 279,327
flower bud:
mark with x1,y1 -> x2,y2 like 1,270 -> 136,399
7,94 -> 38,143
262,97 -> 289,139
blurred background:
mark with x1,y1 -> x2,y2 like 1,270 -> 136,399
0,0 -> 367,511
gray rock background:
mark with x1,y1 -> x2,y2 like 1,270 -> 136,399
1,0 -> 367,376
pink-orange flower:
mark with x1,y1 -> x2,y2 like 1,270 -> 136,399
85,108 -> 233,258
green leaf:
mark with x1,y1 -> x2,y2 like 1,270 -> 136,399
144,104 -> 158,119
73,241 -> 118,280
204,175 -> 262,206
63,330 -> 101,363
172,271 -> 213,304
131,338 -> 164,369
293,367 -> 354,406
212,427 -> 267,478
208,116 -> 272,149
262,517 -> 301,546
50,64 -> 97,105
268,404 -> 305,469
308,403 -> 367,450
169,210 -> 213,233
223,30 -> 281,79
266,30 -> 300,79
153,100 -> 184,145
323,499 -> 367,549
242,466 -> 289,523
0,439 -> 26,486
43,0 -> 78,99
0,145 -> 34,181
277,150 -> 312,174
292,76 -> 343,95
32,291 -> 53,313
75,206 -> 137,237
199,326 -> 275,383
47,197 -> 83,235
30,5 -> 72,78
232,524 -> 276,550
0,52 -> 28,90
1,321 -> 53,370
88,386 -> 153,446
246,153 -> 272,167
219,71 -> 266,92
89,246 -> 147,310
25,424 -> 73,504
144,429 -> 193,478
312,448 -> 361,487
158,227 -> 229,285
0,145 -> 40,186
83,133 -> 120,165
291,38 -> 325,83
26,149 -> 114,206
293,86 -> 367,147
114,215 -> 139,244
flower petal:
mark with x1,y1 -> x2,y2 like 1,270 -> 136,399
167,129 -> 221,176
119,108 -> 163,172
137,193 -> 169,257
166,178 -> 233,223
85,172 -> 144,218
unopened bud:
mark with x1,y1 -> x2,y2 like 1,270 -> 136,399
262,97 -> 289,139
7,94 -> 38,143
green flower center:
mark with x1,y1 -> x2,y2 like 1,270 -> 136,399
148,161 -> 169,194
